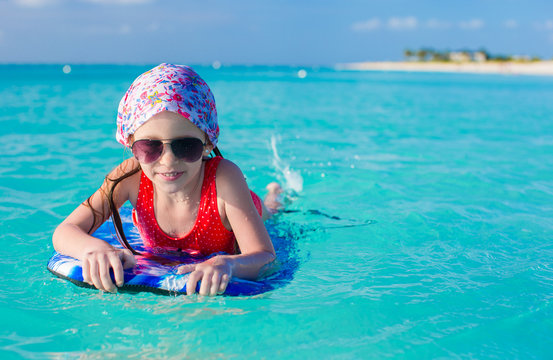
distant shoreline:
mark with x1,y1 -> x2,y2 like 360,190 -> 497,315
336,61 -> 553,76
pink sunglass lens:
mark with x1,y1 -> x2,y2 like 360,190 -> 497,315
132,140 -> 163,163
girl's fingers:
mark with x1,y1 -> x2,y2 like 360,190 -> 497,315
98,255 -> 116,292
199,271 -> 212,296
186,270 -> 202,295
218,273 -> 230,295
82,258 -> 91,285
210,272 -> 221,296
88,256 -> 103,291
183,259 -> 232,296
109,252 -> 124,287
80,250 -> 131,293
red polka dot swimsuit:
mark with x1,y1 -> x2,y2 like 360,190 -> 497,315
132,156 -> 263,256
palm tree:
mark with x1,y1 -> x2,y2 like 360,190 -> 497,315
416,49 -> 428,61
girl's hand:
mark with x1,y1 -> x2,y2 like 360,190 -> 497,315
177,256 -> 233,296
81,248 -> 136,293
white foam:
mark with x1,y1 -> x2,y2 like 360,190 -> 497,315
270,135 -> 303,193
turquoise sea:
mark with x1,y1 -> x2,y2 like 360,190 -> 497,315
1,64 -> 553,359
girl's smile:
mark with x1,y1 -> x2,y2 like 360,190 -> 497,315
157,171 -> 184,182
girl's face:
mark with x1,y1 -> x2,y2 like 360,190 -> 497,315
132,111 -> 213,195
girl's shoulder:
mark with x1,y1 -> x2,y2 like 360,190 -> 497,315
215,158 -> 250,197
215,158 -> 244,181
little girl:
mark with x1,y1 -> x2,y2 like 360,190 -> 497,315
52,63 -> 281,296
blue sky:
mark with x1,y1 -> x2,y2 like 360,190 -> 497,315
1,0 -> 552,65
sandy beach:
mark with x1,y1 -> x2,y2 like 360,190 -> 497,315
336,61 -> 553,76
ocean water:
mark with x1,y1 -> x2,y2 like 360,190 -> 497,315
1,64 -> 553,359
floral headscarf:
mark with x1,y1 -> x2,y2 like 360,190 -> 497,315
116,63 -> 219,147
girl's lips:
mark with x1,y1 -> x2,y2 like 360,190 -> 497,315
157,171 -> 184,181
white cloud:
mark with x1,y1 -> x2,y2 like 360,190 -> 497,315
352,16 -> 419,32
425,19 -> 452,30
84,24 -> 133,35
533,20 -> 553,31
351,18 -> 381,32
12,0 -> 59,7
503,19 -> 518,29
119,24 -> 132,35
387,16 -> 418,31
459,19 -> 484,30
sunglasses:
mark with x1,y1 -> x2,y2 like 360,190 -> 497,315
131,137 -> 207,164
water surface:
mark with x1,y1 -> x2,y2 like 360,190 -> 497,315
1,64 -> 552,358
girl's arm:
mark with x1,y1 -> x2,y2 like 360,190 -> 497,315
52,158 -> 140,292
178,159 -> 276,296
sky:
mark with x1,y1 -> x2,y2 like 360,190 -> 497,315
0,0 -> 552,65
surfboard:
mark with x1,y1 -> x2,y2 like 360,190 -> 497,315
47,206 -> 280,296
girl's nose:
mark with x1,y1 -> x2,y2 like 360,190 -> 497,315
158,143 -> 178,164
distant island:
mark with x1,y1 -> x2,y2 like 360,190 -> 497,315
337,48 -> 553,76
402,48 -> 545,63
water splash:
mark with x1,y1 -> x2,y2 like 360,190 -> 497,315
270,135 -> 303,194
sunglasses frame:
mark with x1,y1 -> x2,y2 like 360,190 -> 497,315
131,137 -> 208,164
